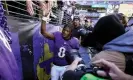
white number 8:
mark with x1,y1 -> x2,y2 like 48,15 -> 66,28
58,47 -> 66,58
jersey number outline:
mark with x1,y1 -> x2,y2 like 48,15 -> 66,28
58,47 -> 66,58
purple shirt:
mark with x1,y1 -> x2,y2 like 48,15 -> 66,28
0,28 -> 20,80
53,31 -> 79,66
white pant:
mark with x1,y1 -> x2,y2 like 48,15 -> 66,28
51,65 -> 67,80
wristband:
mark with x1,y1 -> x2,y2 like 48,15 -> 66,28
42,16 -> 48,22
42,16 -> 51,23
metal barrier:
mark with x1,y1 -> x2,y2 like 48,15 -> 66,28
1,0 -> 61,23
1,0 -> 74,25
2,1 -> 41,20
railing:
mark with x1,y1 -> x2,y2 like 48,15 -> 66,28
2,1 -> 41,20
2,0 -> 77,25
1,0 -> 62,25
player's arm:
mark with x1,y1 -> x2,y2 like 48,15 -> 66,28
41,20 -> 55,40
40,1 -> 55,40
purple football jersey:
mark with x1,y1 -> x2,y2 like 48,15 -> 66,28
0,28 -> 20,80
53,31 -> 79,66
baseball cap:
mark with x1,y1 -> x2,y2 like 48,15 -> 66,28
73,16 -> 80,21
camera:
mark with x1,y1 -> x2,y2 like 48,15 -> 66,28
68,49 -> 110,79
69,48 -> 97,69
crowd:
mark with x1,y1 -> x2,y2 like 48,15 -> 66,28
40,1 -> 133,80
0,0 -> 133,80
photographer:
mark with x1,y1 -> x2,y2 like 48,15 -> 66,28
63,59 -> 133,80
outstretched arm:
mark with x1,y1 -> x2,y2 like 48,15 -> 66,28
40,1 -> 55,40
41,19 -> 54,40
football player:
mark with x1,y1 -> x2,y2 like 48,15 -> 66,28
41,7 -> 80,80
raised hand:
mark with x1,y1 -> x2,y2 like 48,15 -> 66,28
26,0 -> 34,16
39,1 -> 52,17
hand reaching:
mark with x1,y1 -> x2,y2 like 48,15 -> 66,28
26,0 -> 52,17
93,59 -> 132,80
66,57 -> 82,71
40,1 -> 52,17
26,0 -> 34,16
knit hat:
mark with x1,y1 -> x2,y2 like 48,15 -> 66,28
73,16 -> 80,21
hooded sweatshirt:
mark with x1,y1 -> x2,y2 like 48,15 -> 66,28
103,26 -> 133,75
91,14 -> 127,71
104,27 -> 133,53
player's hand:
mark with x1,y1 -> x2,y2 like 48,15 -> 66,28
66,57 -> 82,71
26,0 -> 34,16
39,1 -> 51,17
93,59 -> 131,80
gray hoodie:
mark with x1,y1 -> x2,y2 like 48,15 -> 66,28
104,27 -> 133,53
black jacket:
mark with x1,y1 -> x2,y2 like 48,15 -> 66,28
62,70 -> 84,80
85,25 -> 93,32
72,26 -> 83,39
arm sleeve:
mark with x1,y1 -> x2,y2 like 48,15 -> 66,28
62,70 -> 84,80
